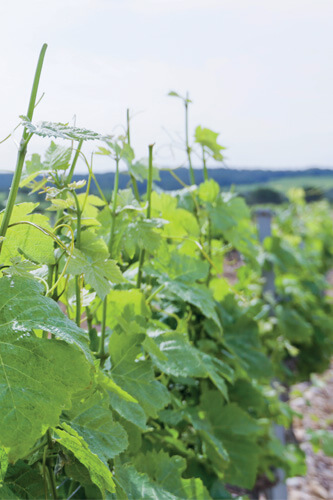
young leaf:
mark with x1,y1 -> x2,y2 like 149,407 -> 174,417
63,399 -> 128,464
99,289 -> 150,329
54,423 -> 115,498
0,203 -> 55,265
25,153 -> 43,175
114,463 -> 176,500
110,332 -> 170,418
144,331 -> 207,378
21,119 -> 109,142
133,450 -> 212,500
198,179 -> 220,203
0,276 -> 93,359
223,316 -> 272,380
108,391 -> 148,430
66,249 -> 125,300
199,353 -> 234,400
43,141 -> 72,170
168,90 -> 181,98
194,126 -> 225,161
164,279 -> 220,326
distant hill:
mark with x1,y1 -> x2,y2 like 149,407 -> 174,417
0,167 -> 333,194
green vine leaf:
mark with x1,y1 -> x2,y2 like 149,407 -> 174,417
0,461 -> 44,499
0,276 -> 93,361
63,397 -> 128,464
194,126 -> 225,161
21,118 -> 109,142
110,332 -> 170,418
114,462 -> 176,500
54,423 -> 115,498
133,450 -> 213,499
144,331 -> 207,378
66,249 -> 125,300
0,316 -> 92,461
0,203 -> 55,265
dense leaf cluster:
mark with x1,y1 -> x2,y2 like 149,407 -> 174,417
0,133 -> 332,500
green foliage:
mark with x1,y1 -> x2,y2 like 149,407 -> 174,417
0,203 -> 55,265
195,126 -> 225,161
0,277 -> 92,461
21,118 -> 108,142
54,423 -> 115,497
110,332 -> 170,418
308,429 -> 333,457
1,57 -> 332,498
63,395 -> 128,463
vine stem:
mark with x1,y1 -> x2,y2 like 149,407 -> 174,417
99,296 -> 108,368
202,145 -> 208,181
99,153 -> 120,366
0,43 -> 47,248
47,465 -> 58,499
205,217 -> 212,286
185,94 -> 195,185
147,283 -> 165,304
72,191 -> 82,327
126,108 -> 140,202
66,139 -> 83,184
108,156 -> 120,256
137,144 -> 154,289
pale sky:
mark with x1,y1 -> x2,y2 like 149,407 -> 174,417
1,0 -> 332,172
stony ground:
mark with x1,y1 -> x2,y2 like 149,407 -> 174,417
287,366 -> 333,500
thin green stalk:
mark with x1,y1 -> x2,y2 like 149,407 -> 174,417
202,146 -> 208,181
137,144 -> 154,289
99,297 -> 107,367
72,191 -> 82,326
147,283 -> 165,304
108,156 -> 120,256
136,250 -> 145,289
52,264 -> 59,301
91,170 -> 108,203
47,265 -> 54,291
43,445 -> 48,500
21,438 -> 48,460
185,94 -> 195,185
99,154 -> 120,366
75,277 -> 81,327
126,108 -> 131,144
72,192 -> 81,248
43,265 -> 54,338
0,43 -> 47,247
47,465 -> 58,499
66,139 -> 83,184
126,109 -> 140,202
206,218 -> 212,286
146,144 -> 154,219
86,305 -> 93,333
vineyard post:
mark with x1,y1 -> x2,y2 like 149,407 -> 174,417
256,209 -> 288,500
256,208 -> 275,296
